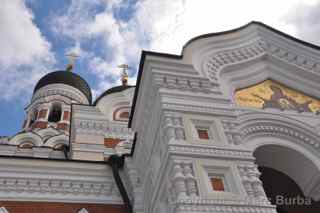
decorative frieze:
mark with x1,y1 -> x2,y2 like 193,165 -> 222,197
162,112 -> 186,143
162,103 -> 236,117
74,119 -> 134,140
175,203 -> 276,213
0,177 -> 116,196
206,40 -> 267,81
242,123 -> 320,151
32,84 -> 88,105
206,38 -> 320,83
168,144 -> 254,161
153,73 -> 217,94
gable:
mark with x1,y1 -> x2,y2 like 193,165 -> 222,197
235,79 -> 320,113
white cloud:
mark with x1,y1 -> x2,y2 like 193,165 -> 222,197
284,1 -> 320,46
50,0 -> 320,98
0,0 -> 55,101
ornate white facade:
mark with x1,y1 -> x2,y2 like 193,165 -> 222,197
127,21 -> 320,213
0,21 -> 319,213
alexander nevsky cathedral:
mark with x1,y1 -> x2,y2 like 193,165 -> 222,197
0,21 -> 320,213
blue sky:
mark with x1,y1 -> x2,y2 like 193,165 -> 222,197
1,0 -> 320,136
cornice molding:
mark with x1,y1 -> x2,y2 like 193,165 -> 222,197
168,143 -> 254,161
32,84 -> 89,105
0,158 -> 122,204
238,112 -> 320,155
74,119 -> 134,139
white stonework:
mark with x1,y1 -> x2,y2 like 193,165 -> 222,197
1,22 -> 320,212
128,22 -> 320,212
70,87 -> 134,161
0,158 -> 122,204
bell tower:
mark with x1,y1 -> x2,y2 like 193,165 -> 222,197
23,70 -> 91,133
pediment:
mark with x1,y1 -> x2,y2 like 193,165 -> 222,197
235,79 -> 320,113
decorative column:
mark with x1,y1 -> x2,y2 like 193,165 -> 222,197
57,105 -> 70,132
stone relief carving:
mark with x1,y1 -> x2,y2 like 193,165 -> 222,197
0,177 -> 119,197
238,164 -> 269,202
169,160 -> 199,202
162,112 -> 186,143
206,38 -> 320,83
242,122 -> 320,151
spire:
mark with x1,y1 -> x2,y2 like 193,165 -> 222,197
118,64 -> 129,86
65,53 -> 79,72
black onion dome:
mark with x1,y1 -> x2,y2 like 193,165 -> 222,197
33,70 -> 92,103
93,85 -> 134,105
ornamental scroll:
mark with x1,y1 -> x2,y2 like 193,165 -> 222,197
235,80 -> 320,113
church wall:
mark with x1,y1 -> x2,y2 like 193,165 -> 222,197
127,23 -> 320,212
0,201 -> 125,213
0,158 -> 123,205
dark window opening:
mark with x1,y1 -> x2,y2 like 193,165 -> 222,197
29,110 -> 38,127
48,103 -> 62,123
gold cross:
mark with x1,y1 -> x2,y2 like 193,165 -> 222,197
65,53 -> 79,72
118,64 -> 129,86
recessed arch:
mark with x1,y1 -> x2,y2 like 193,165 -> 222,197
18,141 -> 35,149
113,107 -> 130,122
253,142 -> 320,199
45,134 -> 69,148
239,112 -> 320,156
218,57 -> 320,108
234,79 -> 320,113
48,102 -> 62,123
239,113 -> 320,201
10,132 -> 43,147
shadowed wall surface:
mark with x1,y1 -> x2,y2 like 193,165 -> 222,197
259,167 -> 320,213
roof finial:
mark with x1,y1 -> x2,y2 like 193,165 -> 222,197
65,53 -> 79,72
118,64 -> 129,86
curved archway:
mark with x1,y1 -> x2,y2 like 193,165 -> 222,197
48,102 -> 62,123
10,132 -> 43,147
254,144 -> 320,212
238,112 -> 320,212
45,134 -> 69,148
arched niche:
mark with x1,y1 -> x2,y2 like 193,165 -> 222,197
239,112 -> 320,202
254,144 -> 320,212
217,56 -> 320,107
45,134 -> 69,148
234,79 -> 320,113
243,135 -> 320,201
96,90 -> 133,121
10,132 -> 43,147
113,106 -> 131,122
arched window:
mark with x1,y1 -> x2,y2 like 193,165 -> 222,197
113,107 -> 130,122
53,143 -> 65,151
29,109 -> 38,127
19,142 -> 34,149
48,103 -> 62,123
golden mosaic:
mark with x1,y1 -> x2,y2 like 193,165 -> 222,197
235,80 -> 320,113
